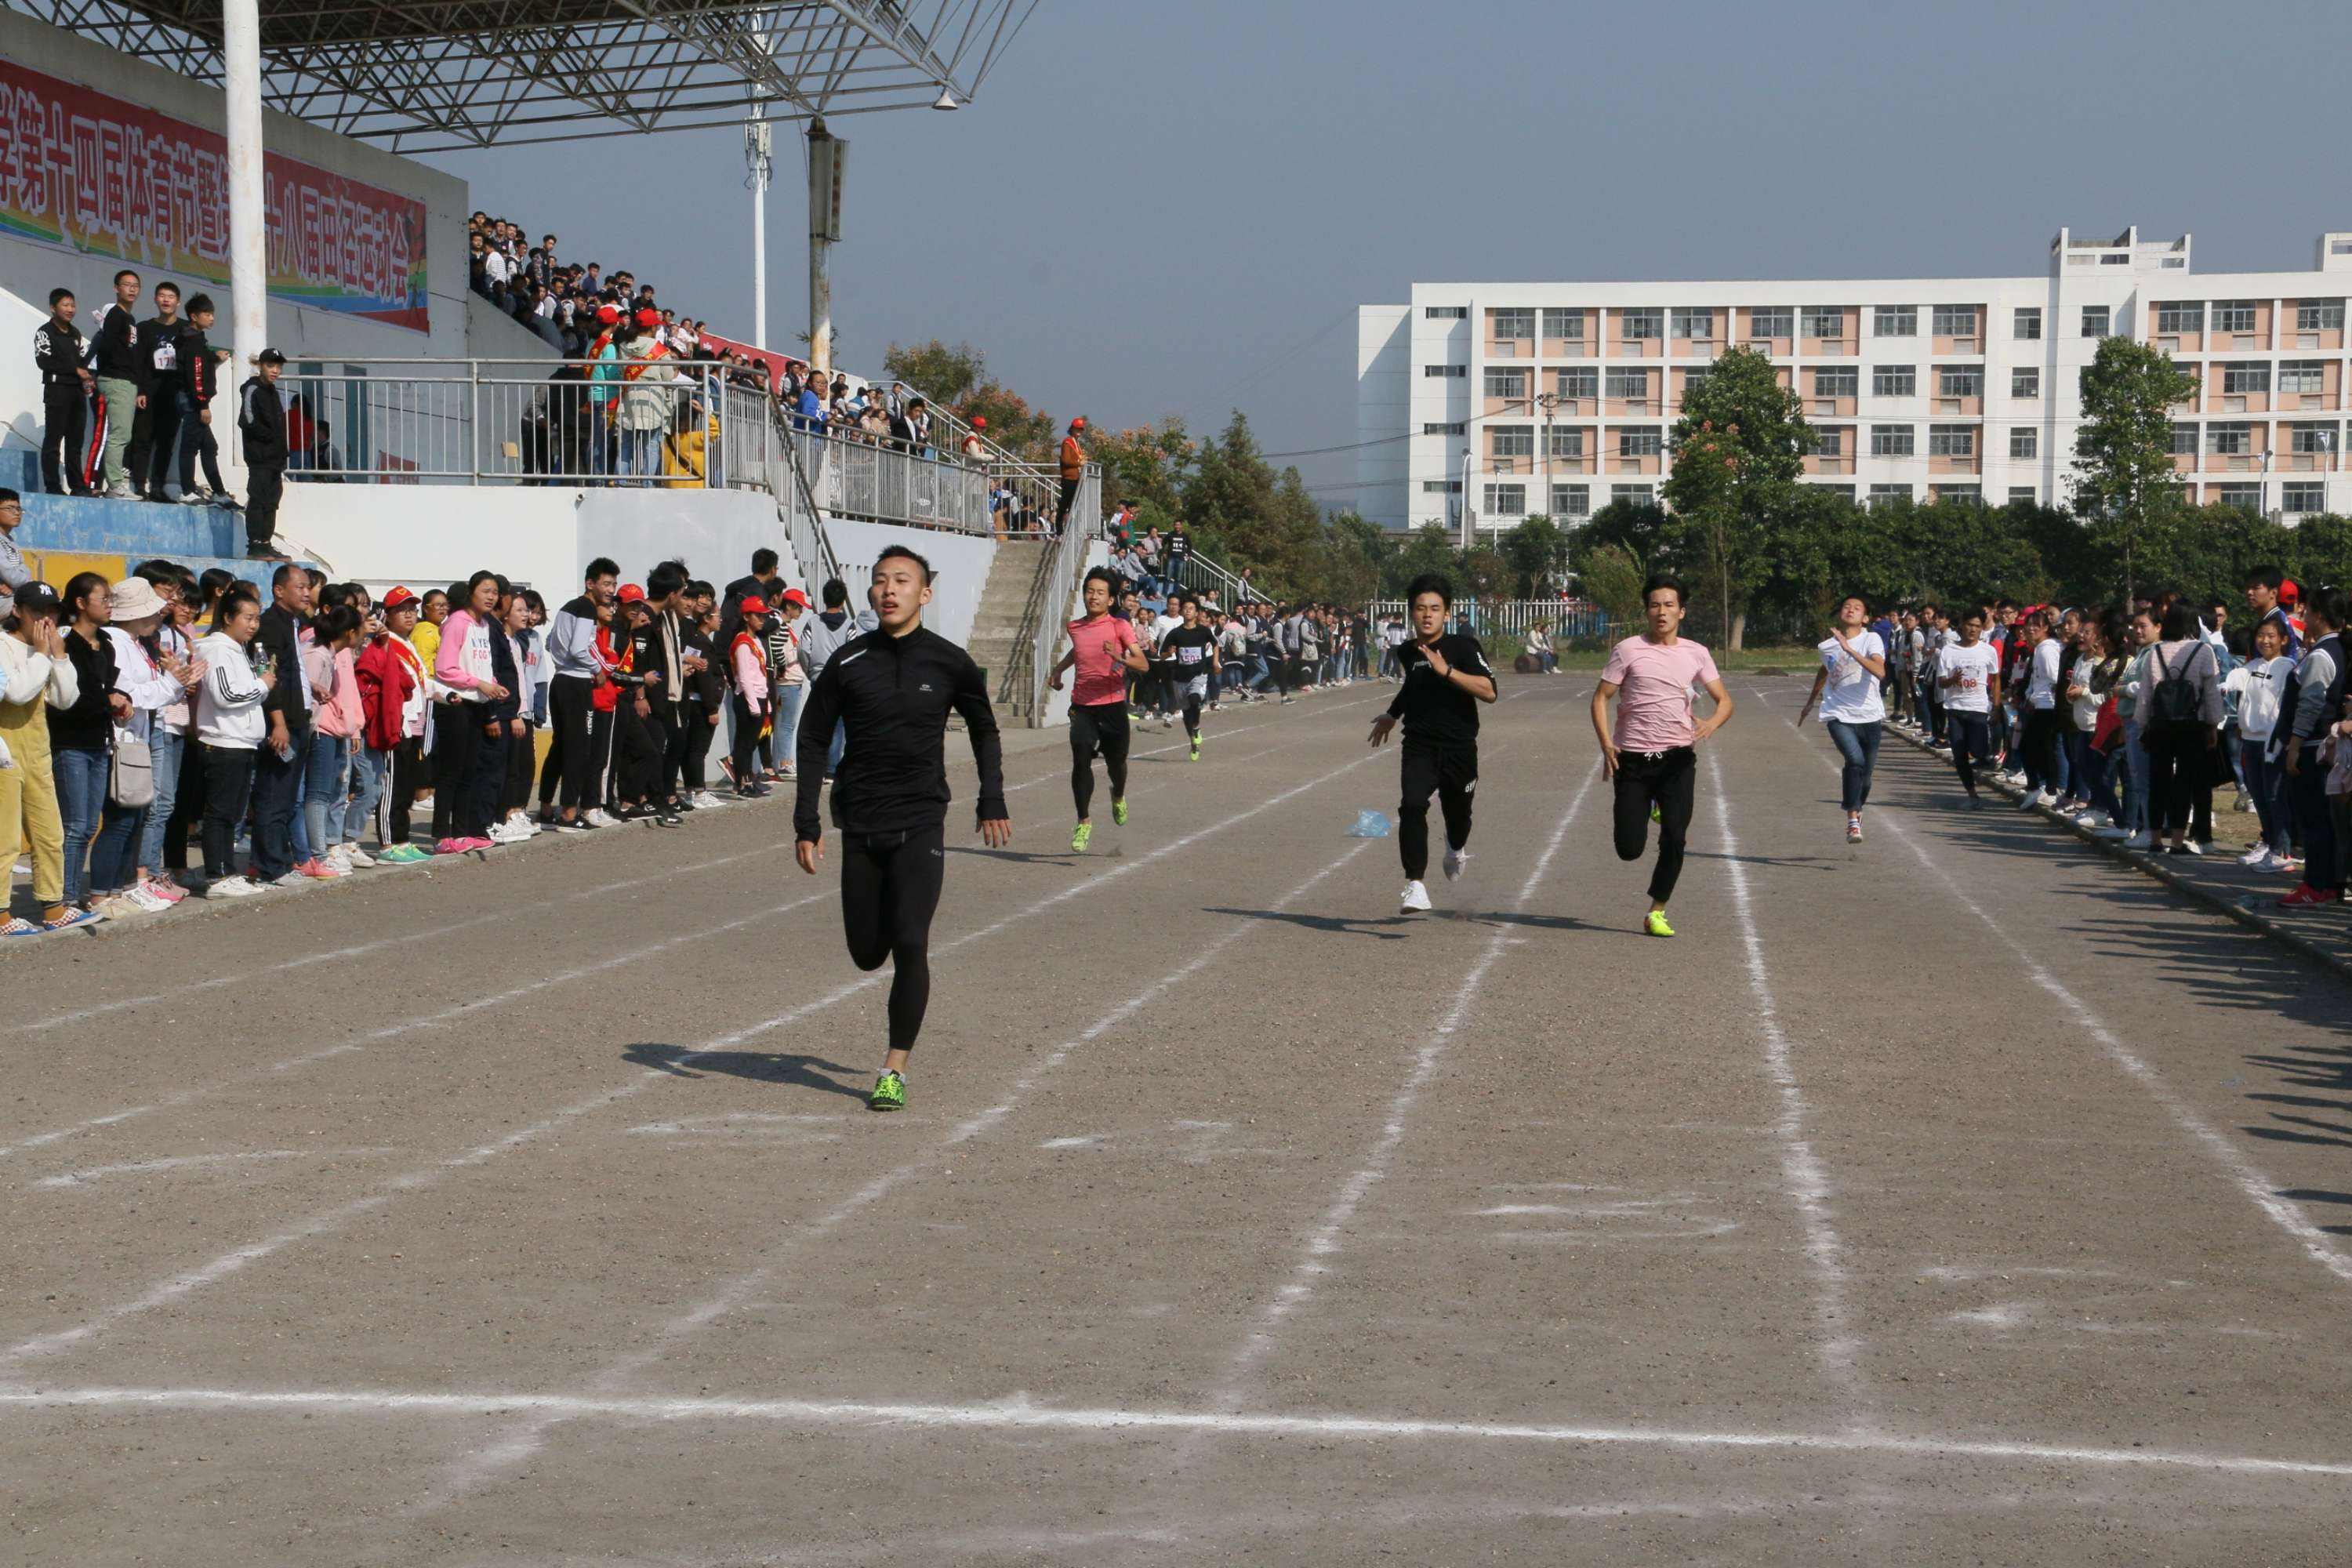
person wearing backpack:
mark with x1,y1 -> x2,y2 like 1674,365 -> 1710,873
2140,602 -> 2223,856
2279,588 -> 2349,906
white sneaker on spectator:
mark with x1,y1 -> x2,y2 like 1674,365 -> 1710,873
2180,840 -> 2206,855
104,480 -> 137,499
690,790 -> 722,810
2122,830 -> 2154,850
338,844 -> 376,869
487,818 -> 529,845
586,808 -> 619,828
125,883 -> 176,913
2240,844 -> 2273,866
209,875 -> 264,898
270,869 -> 308,888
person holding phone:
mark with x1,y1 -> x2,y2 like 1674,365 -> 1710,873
1,582 -> 91,931
191,587 -> 274,898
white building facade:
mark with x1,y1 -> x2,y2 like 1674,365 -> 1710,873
1356,227 -> 2352,538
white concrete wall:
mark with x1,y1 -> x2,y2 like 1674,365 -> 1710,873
824,519 -> 999,647
1356,305 -> 1411,529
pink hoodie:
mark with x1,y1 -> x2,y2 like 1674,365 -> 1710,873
308,644 -> 366,739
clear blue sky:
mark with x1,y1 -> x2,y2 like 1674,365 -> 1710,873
428,0 -> 2352,510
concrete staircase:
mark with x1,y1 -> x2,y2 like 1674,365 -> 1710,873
964,538 -> 1053,725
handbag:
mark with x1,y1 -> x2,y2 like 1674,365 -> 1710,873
2089,693 -> 2122,755
108,726 -> 155,809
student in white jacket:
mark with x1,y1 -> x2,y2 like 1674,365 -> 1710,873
192,588 -> 274,896
2228,615 -> 2296,869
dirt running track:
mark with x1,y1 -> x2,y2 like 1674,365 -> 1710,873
6,673 -> 2352,1565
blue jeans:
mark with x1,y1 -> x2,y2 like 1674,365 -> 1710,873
2071,731 -> 2118,822
1823,719 -> 1881,813
771,684 -> 806,765
90,794 -> 147,896
2292,762 -> 2339,891
302,729 -> 351,856
52,745 -> 107,907
344,742 -> 386,845
137,728 -> 183,877
2243,738 -> 2292,856
620,426 -> 659,482
2118,724 -> 2148,833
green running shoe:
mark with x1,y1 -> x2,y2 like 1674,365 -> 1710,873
1189,735 -> 1202,762
1071,822 -> 1093,853
1111,798 -> 1129,826
1645,909 -> 1676,938
868,1069 -> 906,1112
1650,803 -> 1662,823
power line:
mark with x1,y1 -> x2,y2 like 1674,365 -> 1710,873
1263,431 -> 1414,459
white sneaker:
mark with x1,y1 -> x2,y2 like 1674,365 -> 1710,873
210,875 -> 263,898
2179,840 -> 2205,856
337,844 -> 376,869
104,480 -> 137,499
2241,843 -> 2274,866
124,883 -> 176,913
270,869 -> 307,887
690,790 -> 722,810
2123,830 -> 2154,850
1399,880 -> 1432,913
586,808 -> 619,829
1442,847 -> 1467,882
487,819 -> 529,844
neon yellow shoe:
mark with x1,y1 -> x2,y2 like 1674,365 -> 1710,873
1189,735 -> 1202,762
1072,822 -> 1093,853
1645,909 -> 1675,938
1111,799 -> 1128,827
868,1069 -> 906,1112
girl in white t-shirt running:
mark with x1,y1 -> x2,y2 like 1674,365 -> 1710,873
1797,594 -> 1888,844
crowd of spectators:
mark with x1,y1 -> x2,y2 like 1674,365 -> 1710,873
1877,570 -> 2352,908
0,544 -> 871,933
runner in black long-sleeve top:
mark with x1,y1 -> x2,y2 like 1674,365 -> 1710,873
795,545 -> 1011,1111
1369,572 -> 1496,916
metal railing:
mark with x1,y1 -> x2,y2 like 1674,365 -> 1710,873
1015,467 -> 1103,721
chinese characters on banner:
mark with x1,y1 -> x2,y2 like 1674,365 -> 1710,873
0,57 -> 428,332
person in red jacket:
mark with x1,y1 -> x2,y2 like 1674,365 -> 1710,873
1055,416 -> 1087,532
357,586 -> 428,860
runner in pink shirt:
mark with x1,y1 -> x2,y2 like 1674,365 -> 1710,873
1591,573 -> 1735,937
1047,566 -> 1150,852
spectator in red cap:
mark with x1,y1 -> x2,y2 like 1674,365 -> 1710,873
727,596 -> 774,797
1056,416 -> 1087,532
961,416 -> 985,463
765,586 -> 811,779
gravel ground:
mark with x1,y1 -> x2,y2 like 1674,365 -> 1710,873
5,673 -> 2352,1566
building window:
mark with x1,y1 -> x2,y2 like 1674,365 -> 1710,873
1421,480 -> 1462,493
1938,366 -> 1984,397
1872,364 -> 1916,397
1483,368 -> 1529,399
2080,305 -> 2111,338
2168,423 -> 2198,456
1748,306 -> 1793,339
2299,299 -> 2347,332
1813,366 -> 1857,397
1421,421 -> 1466,436
1541,307 -> 1584,340
1874,306 -> 1917,337
2212,300 -> 2259,334
2222,364 -> 2271,394
2009,486 -> 2038,503
1611,484 -> 1654,505
1928,425 -> 1976,458
1680,368 -> 1712,398
2290,424 -> 2339,455
1551,483 -> 1591,517
1423,305 -> 1467,320
2216,483 -> 2263,509
1620,308 -> 1663,340
1618,428 -> 1662,457
2208,423 -> 2252,456
1871,424 -> 1915,456
2154,301 -> 2205,334
2009,427 -> 2038,460
2012,366 -> 2041,398
1424,363 -> 1466,379
2285,481 -> 2327,513
1554,366 -> 1598,398
1867,484 -> 1911,507
2281,361 -> 2328,395
1671,307 -> 1715,339
1812,483 -> 1856,499
1815,428 -> 1844,457
2013,307 -> 2042,339
1604,368 -> 1650,399
1801,306 -> 1846,339
1931,304 -> 1978,336
1490,426 -> 1533,459
1490,307 -> 1534,341
1483,483 -> 1527,514
1548,427 -> 1586,459
1933,485 -> 1983,503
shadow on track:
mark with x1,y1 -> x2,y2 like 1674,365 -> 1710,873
623,1044 -> 870,1102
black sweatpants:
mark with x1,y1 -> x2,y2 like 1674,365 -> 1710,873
501,721 -> 537,816
1612,746 -> 1697,904
379,737 -> 422,845
684,703 -> 716,792
430,704 -> 477,841
543,673 -> 604,812
728,695 -> 767,790
199,743 -> 256,881
1398,741 -> 1476,881
1947,710 -> 1993,796
143,390 -> 181,496
656,703 -> 689,800
246,461 -> 284,551
840,825 -> 948,1057
41,383 -> 89,495
612,698 -> 660,804
1069,700 -> 1131,818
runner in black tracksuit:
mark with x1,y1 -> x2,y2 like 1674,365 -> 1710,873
1370,572 -> 1497,916
795,546 -> 1009,1112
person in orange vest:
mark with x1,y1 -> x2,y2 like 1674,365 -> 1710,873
1055,416 -> 1087,532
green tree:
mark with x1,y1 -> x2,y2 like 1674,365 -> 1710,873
2071,338 -> 2197,602
1577,543 -> 1646,628
1573,498 -> 1676,575
1500,515 -> 1567,597
880,339 -> 986,407
1664,346 -> 1816,648
1385,522 -> 1461,598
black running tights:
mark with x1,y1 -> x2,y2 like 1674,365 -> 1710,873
1612,745 -> 1697,903
1069,700 -> 1131,819
840,825 -> 946,1057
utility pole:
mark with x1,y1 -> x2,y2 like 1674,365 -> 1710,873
746,118 -> 772,347
807,118 -> 844,374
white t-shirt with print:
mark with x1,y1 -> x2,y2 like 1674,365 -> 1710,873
1940,641 -> 2000,713
1815,630 -> 1886,724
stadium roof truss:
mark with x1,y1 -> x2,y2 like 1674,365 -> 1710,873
5,0 -> 1040,151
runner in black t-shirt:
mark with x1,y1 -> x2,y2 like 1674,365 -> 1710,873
1159,595 -> 1221,761
1369,573 -> 1497,914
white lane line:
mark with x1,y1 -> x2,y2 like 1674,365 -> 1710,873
32,1150 -> 396,1189
1709,746 -> 1872,1404
417,837 -> 1382,1508
7,1384 -> 2349,1479
1765,701 -> 2352,1290
1204,764 -> 1599,1405
0,748 -> 1387,1371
